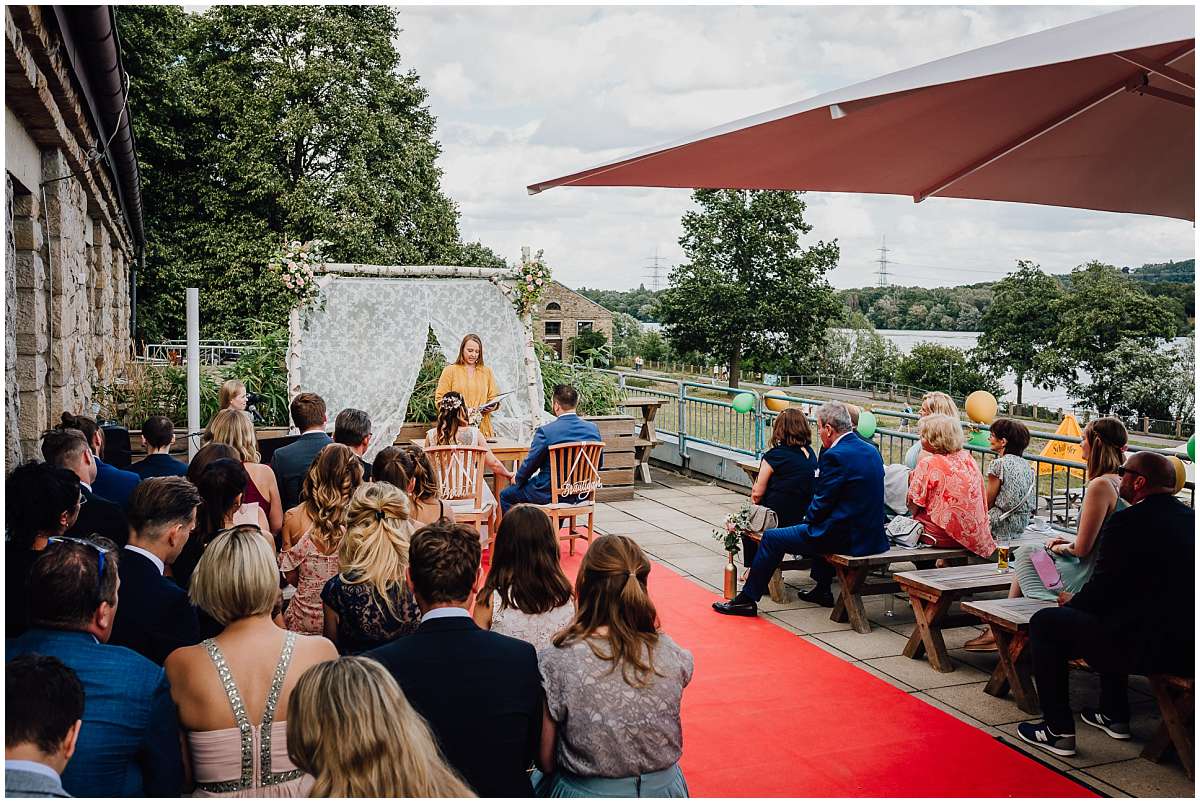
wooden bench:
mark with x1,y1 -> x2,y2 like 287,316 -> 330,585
619,398 -> 664,484
959,597 -> 1056,713
824,546 -> 971,633
1143,674 -> 1195,780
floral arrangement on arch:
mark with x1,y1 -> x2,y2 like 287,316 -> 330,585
269,239 -> 327,308
511,250 -> 552,316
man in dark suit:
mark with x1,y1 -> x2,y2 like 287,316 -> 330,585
40,429 -> 129,546
6,537 -> 184,797
714,401 -> 888,616
334,407 -> 373,480
5,654 -> 84,799
1018,452 -> 1194,758
129,416 -> 187,480
499,384 -> 602,512
270,392 -> 332,511
368,520 -> 543,797
109,477 -> 202,664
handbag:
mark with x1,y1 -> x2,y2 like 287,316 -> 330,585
989,459 -> 1036,527
745,504 -> 779,534
1029,547 -> 1064,591
886,515 -> 926,548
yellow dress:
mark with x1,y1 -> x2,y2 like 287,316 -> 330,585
435,363 -> 501,436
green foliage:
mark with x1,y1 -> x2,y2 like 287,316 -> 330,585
227,324 -> 290,427
576,285 -> 664,322
403,331 -> 447,423
570,329 -> 612,368
1072,336 -> 1193,421
896,343 -> 1002,398
94,361 -> 221,430
972,261 -> 1064,403
658,189 -> 840,387
537,346 -> 620,417
118,5 -> 482,342
841,284 -> 991,331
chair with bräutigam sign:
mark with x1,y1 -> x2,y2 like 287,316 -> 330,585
538,441 -> 605,556
424,445 -> 496,550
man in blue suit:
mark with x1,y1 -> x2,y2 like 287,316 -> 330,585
499,384 -> 602,512
6,537 -> 183,797
713,401 -> 888,616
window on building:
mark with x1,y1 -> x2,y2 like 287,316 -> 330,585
577,320 -> 594,334
545,302 -> 561,312
544,321 -> 561,336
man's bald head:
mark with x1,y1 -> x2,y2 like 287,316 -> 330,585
1120,451 -> 1177,504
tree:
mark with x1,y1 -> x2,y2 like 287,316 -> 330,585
119,5 -> 475,340
658,190 -> 840,387
570,329 -> 611,368
897,343 -> 1003,398
972,261 -> 1064,404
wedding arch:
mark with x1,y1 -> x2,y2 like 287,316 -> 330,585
287,263 -> 545,459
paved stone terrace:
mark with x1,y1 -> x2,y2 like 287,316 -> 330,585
591,469 -> 1193,799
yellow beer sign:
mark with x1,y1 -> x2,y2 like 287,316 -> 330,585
1037,414 -> 1085,477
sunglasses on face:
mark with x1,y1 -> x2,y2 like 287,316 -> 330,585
1116,465 -> 1144,479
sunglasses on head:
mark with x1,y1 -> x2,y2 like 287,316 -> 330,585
46,535 -> 111,601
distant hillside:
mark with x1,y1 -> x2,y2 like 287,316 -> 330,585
576,285 -> 663,322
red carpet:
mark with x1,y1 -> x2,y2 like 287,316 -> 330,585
555,542 -> 1093,798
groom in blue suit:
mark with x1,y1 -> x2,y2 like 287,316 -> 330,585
500,384 -> 602,512
713,401 -> 888,616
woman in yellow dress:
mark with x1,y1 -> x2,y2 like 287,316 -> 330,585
435,334 -> 501,437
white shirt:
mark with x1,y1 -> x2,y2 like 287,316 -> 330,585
123,544 -> 165,575
420,606 -> 471,623
5,759 -> 62,785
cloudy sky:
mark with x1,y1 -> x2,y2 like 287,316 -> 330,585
393,4 -> 1194,291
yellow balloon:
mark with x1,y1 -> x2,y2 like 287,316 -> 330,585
965,390 -> 998,424
1169,455 -> 1187,494
764,393 -> 790,412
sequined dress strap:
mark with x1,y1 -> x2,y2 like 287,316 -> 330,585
259,632 -> 300,786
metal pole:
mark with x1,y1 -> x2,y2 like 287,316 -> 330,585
187,288 -> 201,460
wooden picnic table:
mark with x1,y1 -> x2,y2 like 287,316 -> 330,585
825,545 -> 971,634
959,597 -> 1056,713
737,458 -> 760,485
410,438 -> 530,502
619,397 -> 664,484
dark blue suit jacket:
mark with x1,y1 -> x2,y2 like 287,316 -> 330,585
797,432 -> 888,556
129,453 -> 188,480
6,629 -> 183,797
92,458 -> 141,510
512,413 -> 602,497
270,431 -> 333,512
108,548 -> 200,665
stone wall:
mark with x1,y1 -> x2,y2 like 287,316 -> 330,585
531,281 -> 614,361
5,6 -> 135,465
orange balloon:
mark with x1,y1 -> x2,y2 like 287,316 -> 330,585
965,390 -> 998,424
1169,455 -> 1187,494
765,393 -> 790,412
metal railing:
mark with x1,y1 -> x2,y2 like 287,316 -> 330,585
141,340 -> 261,366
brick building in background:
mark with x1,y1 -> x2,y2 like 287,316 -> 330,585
5,6 -> 142,464
531,281 -> 614,362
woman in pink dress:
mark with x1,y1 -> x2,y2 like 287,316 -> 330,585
907,413 -> 996,557
279,444 -> 363,635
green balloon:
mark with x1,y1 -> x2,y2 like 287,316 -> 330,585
856,410 -> 877,439
969,428 -> 991,448
731,392 -> 755,414
1188,433 -> 1195,462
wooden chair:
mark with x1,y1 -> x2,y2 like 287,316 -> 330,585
538,441 -> 604,556
423,445 -> 496,550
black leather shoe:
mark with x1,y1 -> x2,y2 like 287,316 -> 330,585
712,598 -> 758,617
798,586 -> 835,607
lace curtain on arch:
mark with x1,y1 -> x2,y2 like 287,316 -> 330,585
289,276 -> 542,459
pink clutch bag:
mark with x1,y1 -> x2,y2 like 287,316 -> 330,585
1029,547 -> 1064,591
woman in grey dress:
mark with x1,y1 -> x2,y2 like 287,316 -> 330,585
535,535 -> 693,797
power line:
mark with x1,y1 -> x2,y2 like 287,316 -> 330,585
644,248 -> 668,291
876,236 -> 890,288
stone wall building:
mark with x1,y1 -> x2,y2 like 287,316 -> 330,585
531,281 -> 614,362
5,6 -> 142,465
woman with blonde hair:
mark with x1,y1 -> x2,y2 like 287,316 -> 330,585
371,445 -> 453,526
166,525 -> 338,797
434,334 -> 502,436
205,409 -> 283,534
286,656 -> 473,798
906,414 -> 995,557
218,379 -> 248,412
321,483 -> 422,654
904,391 -> 961,469
279,444 -> 363,635
536,535 -> 693,797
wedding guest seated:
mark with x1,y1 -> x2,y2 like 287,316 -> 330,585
57,412 -> 140,509
280,444 -> 363,635
368,520 -> 543,797
744,408 -> 817,568
1018,452 -> 1193,757
334,407 -> 374,480
322,483 -> 422,654
904,391 -> 960,469
499,384 -> 601,512
166,526 -> 337,796
906,413 -> 995,557
714,402 -> 888,615
5,463 -> 81,638
372,446 -> 453,525
174,457 -> 270,591
206,409 -> 284,535
5,655 -> 84,799
5,537 -> 183,797
536,535 -> 693,797
286,656 -> 474,797
472,505 -> 575,650
130,415 -> 187,479
271,392 -> 332,512
40,428 -> 129,547
109,477 -> 203,665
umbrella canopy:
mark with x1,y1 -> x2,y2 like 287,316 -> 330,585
528,6 -> 1194,221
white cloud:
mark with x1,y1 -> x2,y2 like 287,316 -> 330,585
398,5 -> 1193,291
